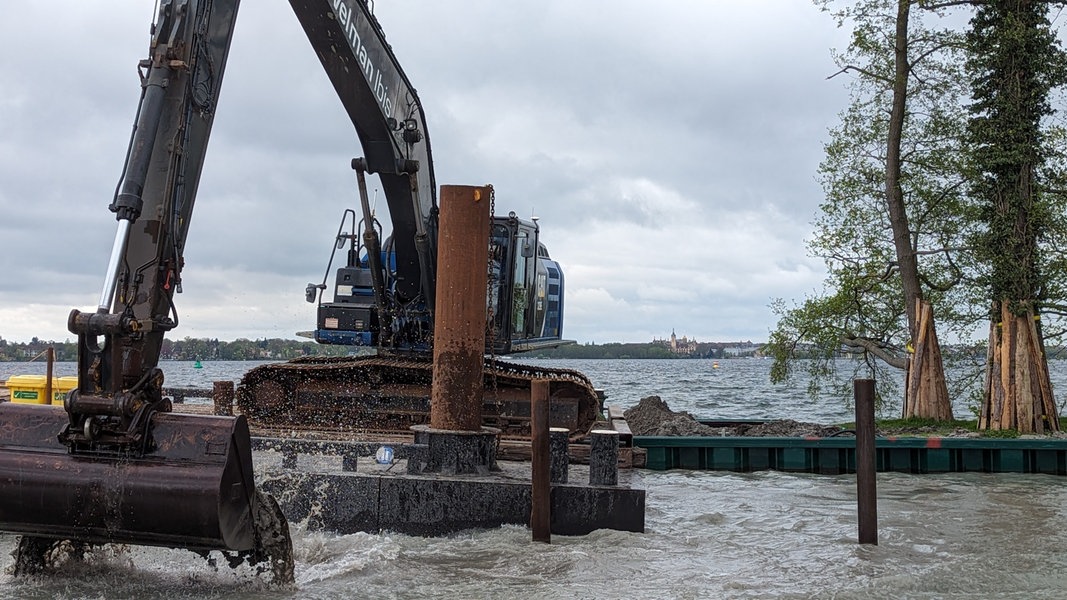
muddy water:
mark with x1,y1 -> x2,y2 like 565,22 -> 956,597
2,359 -> 1067,597
2,470 -> 1066,598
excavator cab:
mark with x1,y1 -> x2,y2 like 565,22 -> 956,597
488,214 -> 569,353
309,202 -> 569,355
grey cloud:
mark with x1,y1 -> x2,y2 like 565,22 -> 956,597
0,0 -> 849,343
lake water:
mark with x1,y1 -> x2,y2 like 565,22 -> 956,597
10,356 -> 1067,421
3,358 -> 1067,598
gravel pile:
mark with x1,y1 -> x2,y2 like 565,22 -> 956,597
623,396 -> 727,437
733,419 -> 843,438
622,396 -> 844,437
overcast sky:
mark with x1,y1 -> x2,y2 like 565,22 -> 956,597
0,1 -> 852,345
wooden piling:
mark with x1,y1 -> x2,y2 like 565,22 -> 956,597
855,378 -> 878,545
45,347 -> 54,405
212,380 -> 234,416
531,379 -> 551,543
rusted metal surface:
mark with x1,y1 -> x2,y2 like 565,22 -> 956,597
531,380 -> 551,542
236,355 -> 601,438
855,379 -> 878,545
430,185 -> 492,432
213,380 -> 235,416
0,402 -> 257,551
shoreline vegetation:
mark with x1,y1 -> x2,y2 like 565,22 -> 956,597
0,337 -> 770,362
8,336 -> 1067,363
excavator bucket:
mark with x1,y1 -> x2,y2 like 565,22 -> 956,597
0,402 -> 257,551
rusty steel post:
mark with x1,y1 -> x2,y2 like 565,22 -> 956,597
430,184 -> 492,432
213,380 -> 235,416
855,378 -> 878,545
531,379 -> 551,543
45,347 -> 54,405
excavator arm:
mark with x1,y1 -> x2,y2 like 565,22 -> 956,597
64,0 -> 239,452
290,0 -> 438,301
293,2 -> 571,355
291,0 -> 441,350
0,0 -> 294,579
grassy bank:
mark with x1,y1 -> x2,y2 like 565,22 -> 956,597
834,416 -> 1067,438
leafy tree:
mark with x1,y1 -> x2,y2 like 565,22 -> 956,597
965,0 -> 1067,432
769,0 -> 971,414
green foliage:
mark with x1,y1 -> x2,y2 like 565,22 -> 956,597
0,336 -> 352,362
837,416 -> 977,434
834,417 -> 1033,437
965,1 -> 1067,318
768,292 -> 912,411
769,0 -> 977,409
873,416 -> 971,430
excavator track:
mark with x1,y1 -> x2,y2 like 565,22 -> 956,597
235,355 -> 602,439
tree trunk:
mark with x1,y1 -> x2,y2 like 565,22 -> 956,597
980,299 -> 1059,433
886,0 -> 923,334
886,0 -> 952,421
903,299 -> 953,420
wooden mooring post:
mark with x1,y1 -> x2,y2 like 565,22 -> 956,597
531,379 -> 551,543
45,347 -> 54,405
212,380 -> 234,416
855,378 -> 878,545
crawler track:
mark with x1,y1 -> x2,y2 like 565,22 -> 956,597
236,356 -> 601,438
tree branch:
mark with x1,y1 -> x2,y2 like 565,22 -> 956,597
827,65 -> 895,85
840,335 -> 909,369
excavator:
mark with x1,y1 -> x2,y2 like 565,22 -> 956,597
235,1 -> 603,439
0,0 -> 599,581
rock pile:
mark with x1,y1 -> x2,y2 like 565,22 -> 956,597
623,396 -> 726,437
622,395 -> 844,437
733,419 -> 843,438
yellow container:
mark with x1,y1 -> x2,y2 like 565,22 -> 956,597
4,375 -> 76,405
54,376 -> 78,405
5,375 -> 49,404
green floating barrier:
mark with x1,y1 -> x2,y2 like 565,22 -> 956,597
634,435 -> 1067,475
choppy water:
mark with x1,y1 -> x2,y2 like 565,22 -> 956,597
3,358 -> 1067,598
11,356 -> 1066,420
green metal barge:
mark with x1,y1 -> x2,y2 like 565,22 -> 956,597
635,434 -> 1067,475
